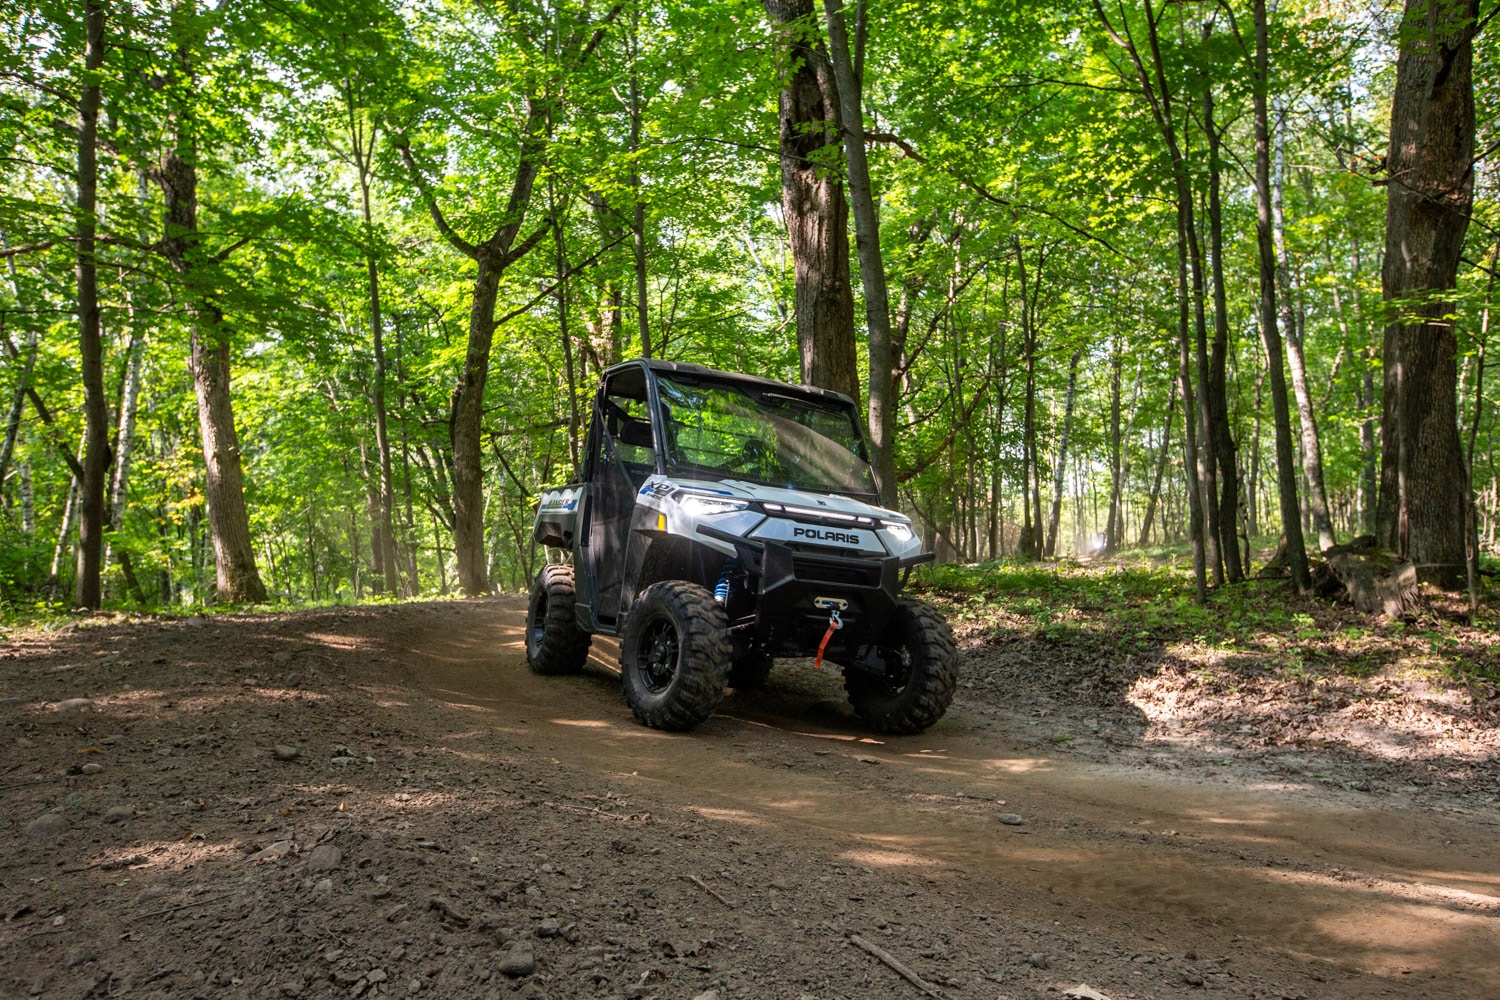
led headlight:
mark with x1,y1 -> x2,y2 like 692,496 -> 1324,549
678,493 -> 750,516
880,519 -> 914,543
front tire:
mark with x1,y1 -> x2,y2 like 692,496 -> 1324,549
620,582 -> 731,731
526,565 -> 591,675
844,599 -> 957,734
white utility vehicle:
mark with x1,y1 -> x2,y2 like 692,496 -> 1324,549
528,360 -> 956,733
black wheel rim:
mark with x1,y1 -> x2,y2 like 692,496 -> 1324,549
869,644 -> 914,697
636,617 -> 680,693
530,594 -> 547,650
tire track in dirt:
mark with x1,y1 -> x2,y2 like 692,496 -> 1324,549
376,598 -> 1500,994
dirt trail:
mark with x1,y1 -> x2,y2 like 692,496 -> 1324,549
378,598 -> 1500,994
4,598 -> 1497,999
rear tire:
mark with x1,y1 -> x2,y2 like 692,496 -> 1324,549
526,565 -> 591,675
844,599 -> 957,734
728,652 -> 774,690
620,581 -> 730,731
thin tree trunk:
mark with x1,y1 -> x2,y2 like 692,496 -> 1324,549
1272,102 -> 1335,553
1203,73 -> 1244,582
0,324 -> 37,493
1046,348 -> 1082,558
21,460 -> 35,535
823,0 -> 894,504
346,86 -> 401,596
628,6 -> 652,359
1140,374 -> 1177,547
398,87 -> 553,594
1105,336 -> 1123,552
1251,0 -> 1311,591
765,0 -> 858,397
103,325 -> 146,573
74,0 -> 109,610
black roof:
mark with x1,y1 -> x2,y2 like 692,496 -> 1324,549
602,358 -> 856,407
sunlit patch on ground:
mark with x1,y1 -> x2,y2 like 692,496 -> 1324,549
685,805 -> 765,826
837,846 -> 943,868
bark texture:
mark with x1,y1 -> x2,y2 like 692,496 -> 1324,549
765,0 -> 858,398
74,0 -> 109,610
1376,0 -> 1477,588
154,0 -> 267,604
822,0 -> 893,503
1251,0 -> 1311,592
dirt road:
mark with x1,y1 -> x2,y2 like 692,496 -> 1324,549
378,599 -> 1500,996
3,598 -> 1497,999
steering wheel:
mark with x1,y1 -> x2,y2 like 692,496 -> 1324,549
727,437 -> 772,473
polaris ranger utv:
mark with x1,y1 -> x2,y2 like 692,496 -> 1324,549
527,359 -> 956,734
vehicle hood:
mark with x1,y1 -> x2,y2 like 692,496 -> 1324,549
662,476 -> 906,523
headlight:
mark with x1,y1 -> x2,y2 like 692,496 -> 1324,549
678,494 -> 749,517
881,520 -> 914,543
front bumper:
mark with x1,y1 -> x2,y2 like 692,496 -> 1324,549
696,524 -> 934,661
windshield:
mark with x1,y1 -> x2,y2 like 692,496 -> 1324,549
654,374 -> 877,495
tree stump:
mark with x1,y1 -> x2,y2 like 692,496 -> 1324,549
1321,537 -> 1420,617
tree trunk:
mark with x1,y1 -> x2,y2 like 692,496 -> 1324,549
103,326 -> 146,574
348,94 -> 402,597
21,460 -> 35,535
1139,366 -> 1175,547
1174,210 -> 1208,604
1376,0 -> 1477,588
74,0 -> 109,610
1251,0 -> 1311,592
398,85 -> 552,595
765,0 -> 858,398
1203,76 -> 1244,582
628,7 -> 652,359
0,324 -> 37,494
822,0 -> 894,504
1105,336 -> 1123,552
451,260 -> 502,594
1046,348 -> 1082,558
1272,103 -> 1336,553
156,0 -> 267,604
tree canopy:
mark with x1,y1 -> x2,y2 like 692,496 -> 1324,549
1,0 -> 1496,612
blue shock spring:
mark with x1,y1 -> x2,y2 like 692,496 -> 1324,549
714,558 -> 738,604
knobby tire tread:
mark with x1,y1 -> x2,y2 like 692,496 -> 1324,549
621,582 -> 731,731
845,598 -> 957,734
527,564 -> 591,676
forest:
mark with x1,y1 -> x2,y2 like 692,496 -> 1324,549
1,0 -> 1496,614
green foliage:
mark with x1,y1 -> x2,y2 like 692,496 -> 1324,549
0,0 -> 1497,622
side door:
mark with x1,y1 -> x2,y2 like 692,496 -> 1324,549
580,371 -> 658,627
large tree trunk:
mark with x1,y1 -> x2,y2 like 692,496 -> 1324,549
1272,104 -> 1336,553
451,260 -> 503,595
1251,0 -> 1311,592
1376,0 -> 1477,588
74,0 -> 109,610
190,319 -> 265,602
157,0 -> 266,604
822,0 -> 894,504
765,0 -> 858,398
